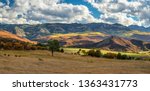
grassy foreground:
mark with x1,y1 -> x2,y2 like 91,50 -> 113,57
0,50 -> 150,74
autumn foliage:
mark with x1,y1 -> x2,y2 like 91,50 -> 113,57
0,38 -> 45,50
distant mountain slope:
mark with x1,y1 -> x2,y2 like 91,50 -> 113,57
123,30 -> 150,42
93,36 -> 140,52
76,36 -> 150,52
0,30 -> 37,44
0,23 -> 149,44
0,23 -> 131,39
145,43 -> 150,49
132,34 -> 150,42
129,25 -> 150,32
130,39 -> 148,51
34,32 -> 109,46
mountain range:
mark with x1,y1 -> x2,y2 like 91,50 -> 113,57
129,25 -> 150,32
0,23 -> 149,42
75,36 -> 150,52
0,23 -> 150,52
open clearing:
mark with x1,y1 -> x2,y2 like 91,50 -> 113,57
0,50 -> 150,74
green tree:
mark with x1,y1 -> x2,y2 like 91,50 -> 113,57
48,40 -> 60,56
121,54 -> 128,59
87,49 -> 95,57
117,53 -> 122,59
95,50 -> 102,57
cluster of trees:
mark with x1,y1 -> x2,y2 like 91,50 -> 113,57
103,52 -> 135,60
80,49 -> 136,60
87,49 -> 102,57
1,38 -> 149,60
0,38 -> 63,56
0,37 -> 47,50
0,41 -> 38,50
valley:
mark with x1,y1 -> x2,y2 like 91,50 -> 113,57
0,23 -> 150,74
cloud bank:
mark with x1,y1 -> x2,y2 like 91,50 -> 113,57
0,0 -> 96,24
0,0 -> 150,27
86,0 -> 150,27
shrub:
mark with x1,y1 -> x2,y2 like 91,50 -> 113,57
87,49 -> 95,57
38,58 -> 44,61
81,50 -> 87,55
77,49 -> 82,55
87,49 -> 102,57
121,54 -> 128,59
103,53 -> 117,59
95,50 -> 102,57
60,48 -> 64,53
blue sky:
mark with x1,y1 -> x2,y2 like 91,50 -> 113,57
1,0 -> 14,6
0,0 -> 150,27
64,0 -> 101,19
1,0 -> 100,18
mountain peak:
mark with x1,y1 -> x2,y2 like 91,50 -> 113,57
92,36 -> 140,52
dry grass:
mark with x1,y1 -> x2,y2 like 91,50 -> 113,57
0,30 -> 37,44
0,50 -> 150,74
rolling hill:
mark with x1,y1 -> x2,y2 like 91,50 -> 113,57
0,23 -> 150,52
34,32 -> 109,46
123,30 -> 150,42
0,30 -> 37,44
75,36 -> 150,52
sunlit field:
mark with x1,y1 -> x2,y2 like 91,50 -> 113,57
63,48 -> 150,57
0,50 -> 150,74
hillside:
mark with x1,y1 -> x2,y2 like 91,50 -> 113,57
1,23 -> 150,42
130,39 -> 149,51
76,36 -> 150,52
35,32 -> 109,46
94,36 -> 140,52
0,23 -> 131,40
1,23 -> 150,43
129,25 -> 150,32
0,30 -> 36,44
123,30 -> 150,42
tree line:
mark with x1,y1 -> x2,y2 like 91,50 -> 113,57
0,38 -> 149,60
77,49 -> 148,60
0,38 -> 62,56
0,41 -> 46,50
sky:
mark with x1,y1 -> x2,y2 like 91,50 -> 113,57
0,0 -> 150,27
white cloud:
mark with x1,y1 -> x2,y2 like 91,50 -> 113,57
0,0 -> 150,27
86,0 -> 150,27
6,0 -> 10,5
0,0 -> 96,24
